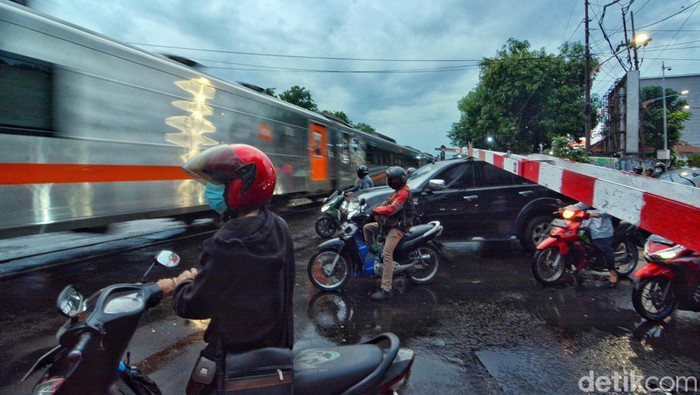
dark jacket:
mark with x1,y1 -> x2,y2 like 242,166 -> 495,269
172,208 -> 295,358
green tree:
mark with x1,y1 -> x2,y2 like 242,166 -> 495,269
323,110 -> 352,125
687,153 -> 700,167
447,38 -> 599,154
279,85 -> 318,111
641,86 -> 691,153
551,135 -> 590,163
354,122 -> 376,134
263,87 -> 277,97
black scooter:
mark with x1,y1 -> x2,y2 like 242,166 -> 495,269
23,251 -> 415,394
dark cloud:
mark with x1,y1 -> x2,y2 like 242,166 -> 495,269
31,0 -> 700,152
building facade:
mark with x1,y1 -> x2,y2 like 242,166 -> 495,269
640,73 -> 700,147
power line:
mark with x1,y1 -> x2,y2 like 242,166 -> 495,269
203,63 -> 481,74
132,42 -> 480,63
637,0 -> 700,29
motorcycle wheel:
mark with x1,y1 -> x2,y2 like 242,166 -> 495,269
531,247 -> 567,285
307,249 -> 350,291
315,216 -> 337,238
614,239 -> 639,277
632,277 -> 677,322
406,245 -> 440,285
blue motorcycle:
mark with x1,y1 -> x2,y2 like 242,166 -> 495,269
308,198 -> 445,292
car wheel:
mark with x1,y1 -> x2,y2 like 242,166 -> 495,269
520,215 -> 554,252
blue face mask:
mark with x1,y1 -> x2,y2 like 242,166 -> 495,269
205,183 -> 227,214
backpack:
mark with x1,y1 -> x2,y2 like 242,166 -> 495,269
398,192 -> 416,229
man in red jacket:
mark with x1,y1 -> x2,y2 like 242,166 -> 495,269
363,166 -> 413,301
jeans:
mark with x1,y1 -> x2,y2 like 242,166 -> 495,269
363,222 -> 404,290
592,236 -> 615,270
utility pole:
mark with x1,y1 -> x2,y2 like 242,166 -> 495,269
660,62 -> 671,161
630,11 -> 640,71
584,0 -> 592,150
631,11 -> 642,158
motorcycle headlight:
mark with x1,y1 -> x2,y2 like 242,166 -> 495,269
561,209 -> 577,220
321,204 -> 330,213
645,243 -> 685,261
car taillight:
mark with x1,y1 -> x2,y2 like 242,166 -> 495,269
32,377 -> 65,394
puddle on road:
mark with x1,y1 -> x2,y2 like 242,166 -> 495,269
401,339 -> 474,394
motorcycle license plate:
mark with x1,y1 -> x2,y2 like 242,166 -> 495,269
551,219 -> 568,228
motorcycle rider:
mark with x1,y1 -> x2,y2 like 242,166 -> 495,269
363,166 -> 414,301
651,162 -> 666,178
346,164 -> 374,194
406,167 -> 417,179
156,144 -> 295,394
570,202 -> 618,287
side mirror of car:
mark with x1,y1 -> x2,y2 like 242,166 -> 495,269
427,179 -> 446,191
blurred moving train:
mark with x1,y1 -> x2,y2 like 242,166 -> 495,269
0,1 -> 425,238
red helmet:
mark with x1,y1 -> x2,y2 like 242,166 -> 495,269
183,144 -> 276,211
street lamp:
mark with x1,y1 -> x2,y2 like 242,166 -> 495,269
659,62 -> 671,160
642,90 -> 689,108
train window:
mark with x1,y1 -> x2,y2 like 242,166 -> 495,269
366,144 -> 375,164
312,131 -> 323,156
0,51 -> 53,133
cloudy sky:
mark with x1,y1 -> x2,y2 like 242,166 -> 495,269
28,0 -> 700,154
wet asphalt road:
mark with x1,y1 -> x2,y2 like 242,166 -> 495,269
2,209 -> 700,394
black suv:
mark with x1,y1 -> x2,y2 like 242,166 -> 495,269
357,158 -> 573,251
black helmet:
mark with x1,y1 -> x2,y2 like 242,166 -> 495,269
385,166 -> 407,190
357,165 -> 369,178
633,165 -> 643,174
406,167 -> 416,177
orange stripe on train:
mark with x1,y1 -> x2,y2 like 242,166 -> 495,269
0,163 -> 191,185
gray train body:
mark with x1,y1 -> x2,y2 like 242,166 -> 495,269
0,1 -> 422,238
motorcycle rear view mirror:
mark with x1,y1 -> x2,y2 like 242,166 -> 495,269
140,250 -> 181,283
359,198 -> 366,205
155,250 -> 180,268
56,285 -> 86,318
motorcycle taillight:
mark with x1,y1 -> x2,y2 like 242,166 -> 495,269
32,377 -> 64,394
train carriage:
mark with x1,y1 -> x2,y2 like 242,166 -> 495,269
0,1 -> 421,238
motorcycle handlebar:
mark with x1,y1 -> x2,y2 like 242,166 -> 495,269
67,332 -> 92,364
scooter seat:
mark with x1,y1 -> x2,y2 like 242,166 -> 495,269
293,344 -> 383,394
404,223 -> 434,241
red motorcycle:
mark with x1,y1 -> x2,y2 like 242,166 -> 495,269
632,234 -> 700,321
531,206 -> 639,286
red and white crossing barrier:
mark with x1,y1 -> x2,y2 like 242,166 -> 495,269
468,148 -> 700,252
